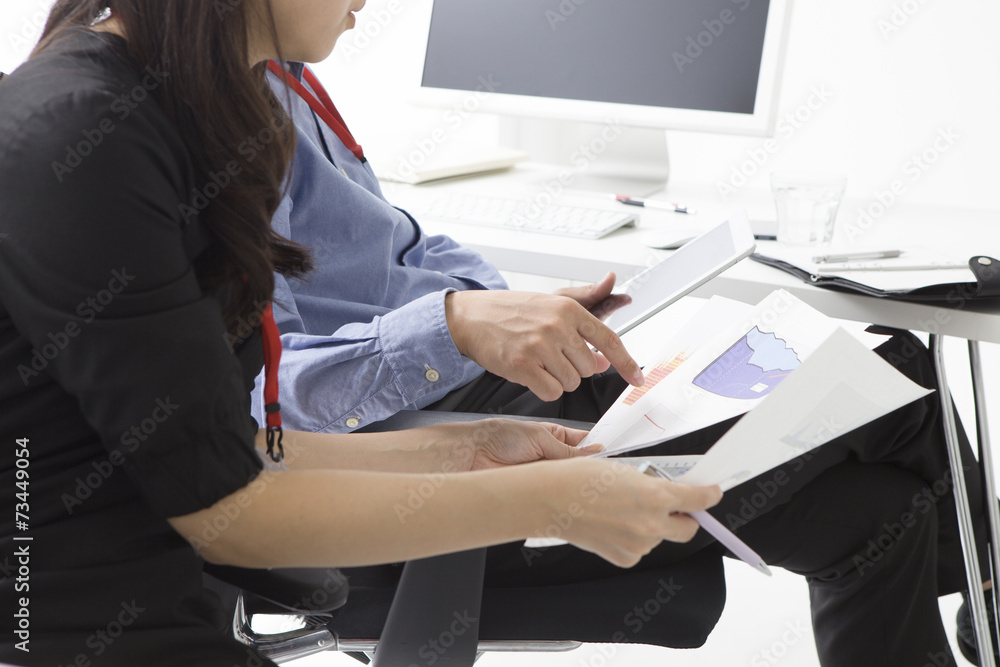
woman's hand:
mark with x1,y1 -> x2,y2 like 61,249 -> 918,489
536,458 -> 723,568
434,418 -> 601,471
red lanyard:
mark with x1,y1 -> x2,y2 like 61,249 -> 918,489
257,63 -> 367,462
241,273 -> 284,463
260,303 -> 284,463
267,60 -> 365,162
257,63 -> 368,463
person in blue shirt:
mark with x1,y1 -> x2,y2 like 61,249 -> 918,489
258,55 -> 995,666
251,67 -> 644,435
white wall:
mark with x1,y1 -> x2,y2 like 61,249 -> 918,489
6,1 -> 997,214
306,0 -> 1000,212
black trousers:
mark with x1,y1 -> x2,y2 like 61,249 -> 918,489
425,328 -> 989,667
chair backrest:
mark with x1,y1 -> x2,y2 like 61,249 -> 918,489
370,549 -> 487,667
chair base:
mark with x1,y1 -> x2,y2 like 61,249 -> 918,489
232,595 -> 583,665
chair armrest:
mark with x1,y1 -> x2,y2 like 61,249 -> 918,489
205,563 -> 349,615
371,549 -> 487,667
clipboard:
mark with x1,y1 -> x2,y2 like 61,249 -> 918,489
750,253 -> 1000,305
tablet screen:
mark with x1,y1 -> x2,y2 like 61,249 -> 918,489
603,213 -> 756,336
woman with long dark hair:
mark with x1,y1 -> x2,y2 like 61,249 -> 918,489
0,2 -> 722,664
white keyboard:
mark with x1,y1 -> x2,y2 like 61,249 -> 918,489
416,194 -> 636,239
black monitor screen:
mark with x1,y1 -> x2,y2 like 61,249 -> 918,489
422,0 -> 771,115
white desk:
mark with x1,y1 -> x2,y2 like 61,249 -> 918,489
384,163 -> 1000,343
384,163 -> 1000,664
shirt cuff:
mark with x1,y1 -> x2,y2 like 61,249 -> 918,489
378,289 -> 469,408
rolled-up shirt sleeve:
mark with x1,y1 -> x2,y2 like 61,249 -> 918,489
0,87 -> 262,518
258,276 -> 483,433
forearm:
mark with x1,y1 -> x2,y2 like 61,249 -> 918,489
257,426 -> 469,474
170,465 -> 548,568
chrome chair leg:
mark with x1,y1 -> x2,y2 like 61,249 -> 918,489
970,340 -> 1000,658
932,335 -> 995,667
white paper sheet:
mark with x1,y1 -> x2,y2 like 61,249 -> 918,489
584,290 -> 885,457
678,328 -> 931,490
523,291 -> 931,551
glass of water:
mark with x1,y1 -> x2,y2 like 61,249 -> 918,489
771,172 -> 847,246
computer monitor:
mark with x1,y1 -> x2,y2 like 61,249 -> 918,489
414,0 -> 792,190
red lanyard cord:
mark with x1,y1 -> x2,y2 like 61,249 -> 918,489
267,60 -> 365,162
260,303 -> 285,464
257,63 -> 363,463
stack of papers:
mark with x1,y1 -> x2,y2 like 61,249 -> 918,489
524,290 -> 931,548
588,289 -> 931,489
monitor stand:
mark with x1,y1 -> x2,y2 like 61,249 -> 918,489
498,117 -> 670,197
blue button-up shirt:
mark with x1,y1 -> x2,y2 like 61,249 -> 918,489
250,66 -> 507,433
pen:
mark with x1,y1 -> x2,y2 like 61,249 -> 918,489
812,250 -> 901,263
636,461 -> 772,576
614,195 -> 695,215
814,262 -> 969,274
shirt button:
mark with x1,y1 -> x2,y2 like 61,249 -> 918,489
425,368 -> 440,382
346,417 -> 360,429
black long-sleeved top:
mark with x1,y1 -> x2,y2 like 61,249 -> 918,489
0,28 -> 268,665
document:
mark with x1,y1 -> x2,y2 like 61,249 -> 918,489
676,327 -> 930,490
582,290 -> 889,457
524,290 -> 929,551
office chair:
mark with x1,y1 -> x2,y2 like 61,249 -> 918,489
208,411 -> 728,665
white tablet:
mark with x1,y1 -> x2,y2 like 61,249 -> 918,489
603,212 -> 756,336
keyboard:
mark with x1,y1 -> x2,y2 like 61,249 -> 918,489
415,194 -> 636,239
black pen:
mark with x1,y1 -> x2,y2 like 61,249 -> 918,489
614,195 -> 695,215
